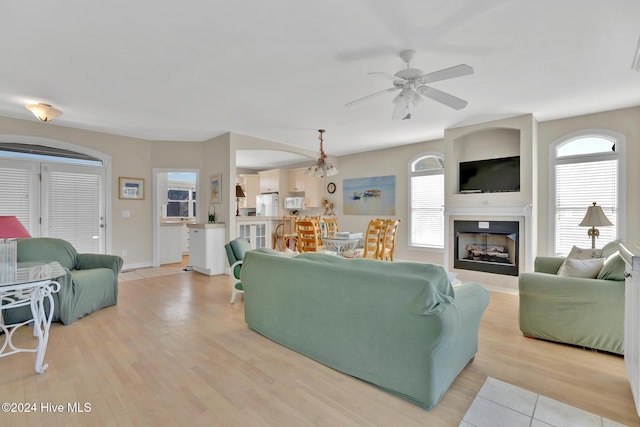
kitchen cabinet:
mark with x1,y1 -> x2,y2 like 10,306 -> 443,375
187,223 -> 226,276
238,174 -> 259,208
303,174 -> 324,207
287,168 -> 306,192
237,220 -> 269,249
259,169 -> 280,193
159,223 -> 184,264
285,168 -> 323,207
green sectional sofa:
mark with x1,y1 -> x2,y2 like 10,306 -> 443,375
4,237 -> 123,325
240,250 -> 490,410
519,253 -> 625,354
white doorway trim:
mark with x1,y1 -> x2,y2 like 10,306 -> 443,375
152,168 -> 200,267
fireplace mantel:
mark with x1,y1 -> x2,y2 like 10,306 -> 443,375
444,204 -> 534,276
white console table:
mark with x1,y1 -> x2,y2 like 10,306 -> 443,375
0,277 -> 60,373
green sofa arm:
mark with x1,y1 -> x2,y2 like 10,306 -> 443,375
76,253 -> 123,276
533,256 -> 565,274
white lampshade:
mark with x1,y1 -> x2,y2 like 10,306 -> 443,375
579,202 -> 613,227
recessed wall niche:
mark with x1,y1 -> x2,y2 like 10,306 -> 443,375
444,114 -> 536,208
454,128 -> 521,163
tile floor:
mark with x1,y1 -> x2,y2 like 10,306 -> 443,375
460,377 -> 627,427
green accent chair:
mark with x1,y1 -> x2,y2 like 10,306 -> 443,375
519,244 -> 625,354
224,238 -> 252,303
5,237 -> 123,325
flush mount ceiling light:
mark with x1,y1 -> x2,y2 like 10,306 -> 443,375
25,103 -> 63,122
305,129 -> 339,178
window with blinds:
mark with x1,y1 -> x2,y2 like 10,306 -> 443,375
0,159 -> 38,234
409,154 -> 444,249
553,135 -> 620,256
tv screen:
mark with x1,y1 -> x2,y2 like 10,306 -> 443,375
459,156 -> 520,193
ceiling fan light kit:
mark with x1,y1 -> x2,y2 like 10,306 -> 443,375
345,49 -> 474,119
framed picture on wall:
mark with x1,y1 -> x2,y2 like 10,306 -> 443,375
343,175 -> 396,215
119,177 -> 145,200
210,174 -> 222,204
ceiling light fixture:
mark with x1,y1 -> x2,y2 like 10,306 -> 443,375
25,103 -> 63,122
305,129 -> 339,178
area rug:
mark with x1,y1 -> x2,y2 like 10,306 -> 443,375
460,377 -> 627,427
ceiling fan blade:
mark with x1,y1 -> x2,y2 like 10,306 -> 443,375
417,86 -> 468,110
368,72 -> 406,82
416,64 -> 474,84
345,87 -> 397,107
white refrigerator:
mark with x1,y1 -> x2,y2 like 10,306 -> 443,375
256,193 -> 279,216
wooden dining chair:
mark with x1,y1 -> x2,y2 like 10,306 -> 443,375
273,215 -> 299,251
297,220 -> 322,252
379,219 -> 401,261
362,219 -> 385,259
323,217 -> 339,238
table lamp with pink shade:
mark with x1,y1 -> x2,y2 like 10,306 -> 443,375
0,216 -> 31,284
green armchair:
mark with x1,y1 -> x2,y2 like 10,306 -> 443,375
4,237 -> 123,325
224,238 -> 252,303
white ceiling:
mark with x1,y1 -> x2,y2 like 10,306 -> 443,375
1,0 -> 639,158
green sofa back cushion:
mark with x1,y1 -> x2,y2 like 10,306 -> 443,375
597,252 -> 625,281
17,237 -> 78,271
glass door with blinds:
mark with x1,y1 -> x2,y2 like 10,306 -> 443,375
0,158 -> 106,254
41,163 -> 105,253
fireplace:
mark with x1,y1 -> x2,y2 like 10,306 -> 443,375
454,220 -> 519,276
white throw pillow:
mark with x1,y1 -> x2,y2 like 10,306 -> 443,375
567,245 -> 603,260
557,258 -> 604,279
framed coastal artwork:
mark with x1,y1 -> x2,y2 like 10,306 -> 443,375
118,177 -> 145,200
343,175 -> 395,215
210,174 -> 222,204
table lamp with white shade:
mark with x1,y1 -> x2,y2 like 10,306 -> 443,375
0,216 -> 31,284
579,202 -> 613,249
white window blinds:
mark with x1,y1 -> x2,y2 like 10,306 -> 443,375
43,165 -> 103,253
410,166 -> 444,249
555,158 -> 617,256
0,160 -> 38,235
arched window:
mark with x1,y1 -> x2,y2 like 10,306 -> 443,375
550,130 -> 625,256
409,153 -> 444,249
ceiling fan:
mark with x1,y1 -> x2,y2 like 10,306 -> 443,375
345,49 -> 474,120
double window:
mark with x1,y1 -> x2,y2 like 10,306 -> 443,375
550,131 -> 625,256
409,153 -> 444,249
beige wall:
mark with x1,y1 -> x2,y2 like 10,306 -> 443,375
536,106 -> 640,253
0,116 -> 227,267
334,139 -> 445,265
334,107 -> 638,264
1,104 -> 637,269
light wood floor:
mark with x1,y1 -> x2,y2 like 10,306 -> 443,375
0,271 -> 637,426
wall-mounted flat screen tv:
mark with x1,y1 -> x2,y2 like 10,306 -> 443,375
459,156 -> 520,193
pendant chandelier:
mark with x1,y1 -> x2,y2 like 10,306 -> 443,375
305,129 -> 339,178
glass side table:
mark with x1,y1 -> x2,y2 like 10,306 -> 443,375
0,272 -> 61,373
